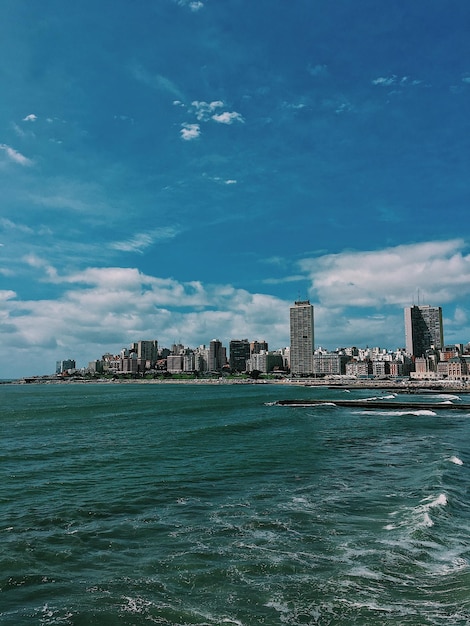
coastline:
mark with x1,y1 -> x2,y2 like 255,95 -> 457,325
4,376 -> 470,394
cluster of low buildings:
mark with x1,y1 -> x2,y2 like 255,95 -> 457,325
58,339 -> 290,378
55,301 -> 470,382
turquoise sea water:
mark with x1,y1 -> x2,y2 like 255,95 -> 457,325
1,382 -> 469,625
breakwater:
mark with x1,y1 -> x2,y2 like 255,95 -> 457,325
275,398 -> 470,410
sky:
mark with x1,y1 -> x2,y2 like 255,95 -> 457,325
1,0 -> 470,378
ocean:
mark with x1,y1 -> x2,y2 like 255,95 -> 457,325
1,382 -> 469,625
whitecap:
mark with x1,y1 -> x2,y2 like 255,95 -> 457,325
357,409 -> 437,417
292,496 -> 308,504
340,598 -> 412,615
432,556 -> 469,576
421,512 -> 434,527
386,493 -> 448,533
264,598 -> 290,615
423,493 -> 448,509
121,595 -> 153,613
450,455 -> 464,465
358,393 -> 394,401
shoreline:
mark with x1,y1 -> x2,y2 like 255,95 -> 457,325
4,376 -> 470,394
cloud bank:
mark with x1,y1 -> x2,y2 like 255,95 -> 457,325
300,239 -> 470,307
3,239 -> 469,378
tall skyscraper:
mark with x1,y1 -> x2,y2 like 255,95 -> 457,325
404,305 -> 444,357
290,300 -> 314,375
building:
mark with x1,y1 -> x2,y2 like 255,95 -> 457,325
250,340 -> 268,355
135,340 -> 158,365
167,354 -> 184,373
56,359 -> 76,374
246,351 -> 284,374
290,300 -> 314,376
208,339 -> 226,372
193,345 -> 208,373
313,352 -> 349,376
88,360 -> 104,374
229,339 -> 251,372
372,360 -> 390,377
441,344 -> 462,361
404,305 -> 444,358
388,360 -> 405,377
345,359 -> 373,377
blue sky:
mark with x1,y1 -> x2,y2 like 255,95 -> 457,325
1,0 -> 470,377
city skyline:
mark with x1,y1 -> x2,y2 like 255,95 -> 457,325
54,301 -> 468,379
1,2 -> 470,379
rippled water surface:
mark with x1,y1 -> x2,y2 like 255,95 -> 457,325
1,382 -> 469,624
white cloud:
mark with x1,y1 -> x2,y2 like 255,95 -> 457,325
0,289 -> 16,301
224,179 -> 237,185
372,76 -> 397,86
212,111 -> 245,124
192,100 -> 224,121
4,242 -> 470,378
462,76 -> 470,84
22,114 -> 37,122
0,218 -> 34,234
176,0 -> 204,11
334,101 -> 353,114
188,101 -> 245,129
299,239 -> 470,308
22,253 -> 58,279
0,144 -> 33,166
110,233 -> 155,253
0,265 -> 291,377
110,227 -> 180,253
372,75 -> 423,88
180,123 -> 201,141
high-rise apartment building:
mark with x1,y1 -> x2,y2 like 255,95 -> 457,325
404,305 -> 444,358
290,300 -> 314,375
229,339 -> 251,372
130,340 -> 158,364
250,340 -> 268,355
208,339 -> 226,372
